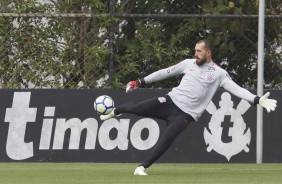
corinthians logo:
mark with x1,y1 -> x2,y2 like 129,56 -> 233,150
204,92 -> 251,161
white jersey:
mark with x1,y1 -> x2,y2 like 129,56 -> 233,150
144,59 -> 256,121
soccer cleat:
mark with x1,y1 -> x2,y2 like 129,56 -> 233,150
134,166 -> 147,176
100,108 -> 119,121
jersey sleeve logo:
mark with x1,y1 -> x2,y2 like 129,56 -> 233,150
167,66 -> 176,73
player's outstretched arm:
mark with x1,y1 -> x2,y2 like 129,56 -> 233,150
254,92 -> 277,112
125,59 -> 190,93
125,78 -> 145,93
221,77 -> 277,113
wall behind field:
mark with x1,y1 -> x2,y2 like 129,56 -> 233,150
0,89 -> 280,163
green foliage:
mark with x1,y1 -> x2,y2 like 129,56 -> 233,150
0,0 -> 280,89
200,0 -> 281,87
0,0 -> 113,88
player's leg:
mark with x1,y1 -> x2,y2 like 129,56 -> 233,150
116,96 -> 170,118
138,114 -> 193,170
101,96 -> 171,120
99,95 -> 194,175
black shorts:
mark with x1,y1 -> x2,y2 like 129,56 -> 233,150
115,95 -> 194,124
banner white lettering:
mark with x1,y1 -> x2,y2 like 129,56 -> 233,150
3,92 -> 160,160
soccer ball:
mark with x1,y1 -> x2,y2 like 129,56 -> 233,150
94,95 -> 114,115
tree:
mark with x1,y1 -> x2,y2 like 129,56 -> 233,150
0,0 -> 113,88
0,0 -> 280,89
113,0 -> 281,89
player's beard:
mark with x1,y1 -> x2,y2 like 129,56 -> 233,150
196,56 -> 207,66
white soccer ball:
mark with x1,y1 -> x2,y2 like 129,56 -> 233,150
94,95 -> 114,115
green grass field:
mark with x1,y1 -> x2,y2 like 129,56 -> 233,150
0,163 -> 281,184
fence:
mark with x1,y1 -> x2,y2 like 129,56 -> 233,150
0,0 -> 281,89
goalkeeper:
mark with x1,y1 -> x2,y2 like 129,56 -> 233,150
100,39 -> 277,176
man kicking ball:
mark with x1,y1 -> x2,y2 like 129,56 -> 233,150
101,39 -> 277,175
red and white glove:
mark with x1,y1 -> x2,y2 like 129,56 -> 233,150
125,78 -> 145,93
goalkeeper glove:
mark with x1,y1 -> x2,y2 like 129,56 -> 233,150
125,78 -> 145,93
254,92 -> 277,112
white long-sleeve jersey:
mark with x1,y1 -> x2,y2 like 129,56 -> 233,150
144,59 -> 256,121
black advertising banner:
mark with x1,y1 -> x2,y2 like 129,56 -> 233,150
0,89 -> 280,163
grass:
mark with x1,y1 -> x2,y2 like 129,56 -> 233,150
0,163 -> 281,184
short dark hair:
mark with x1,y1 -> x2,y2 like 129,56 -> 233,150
196,39 -> 214,53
